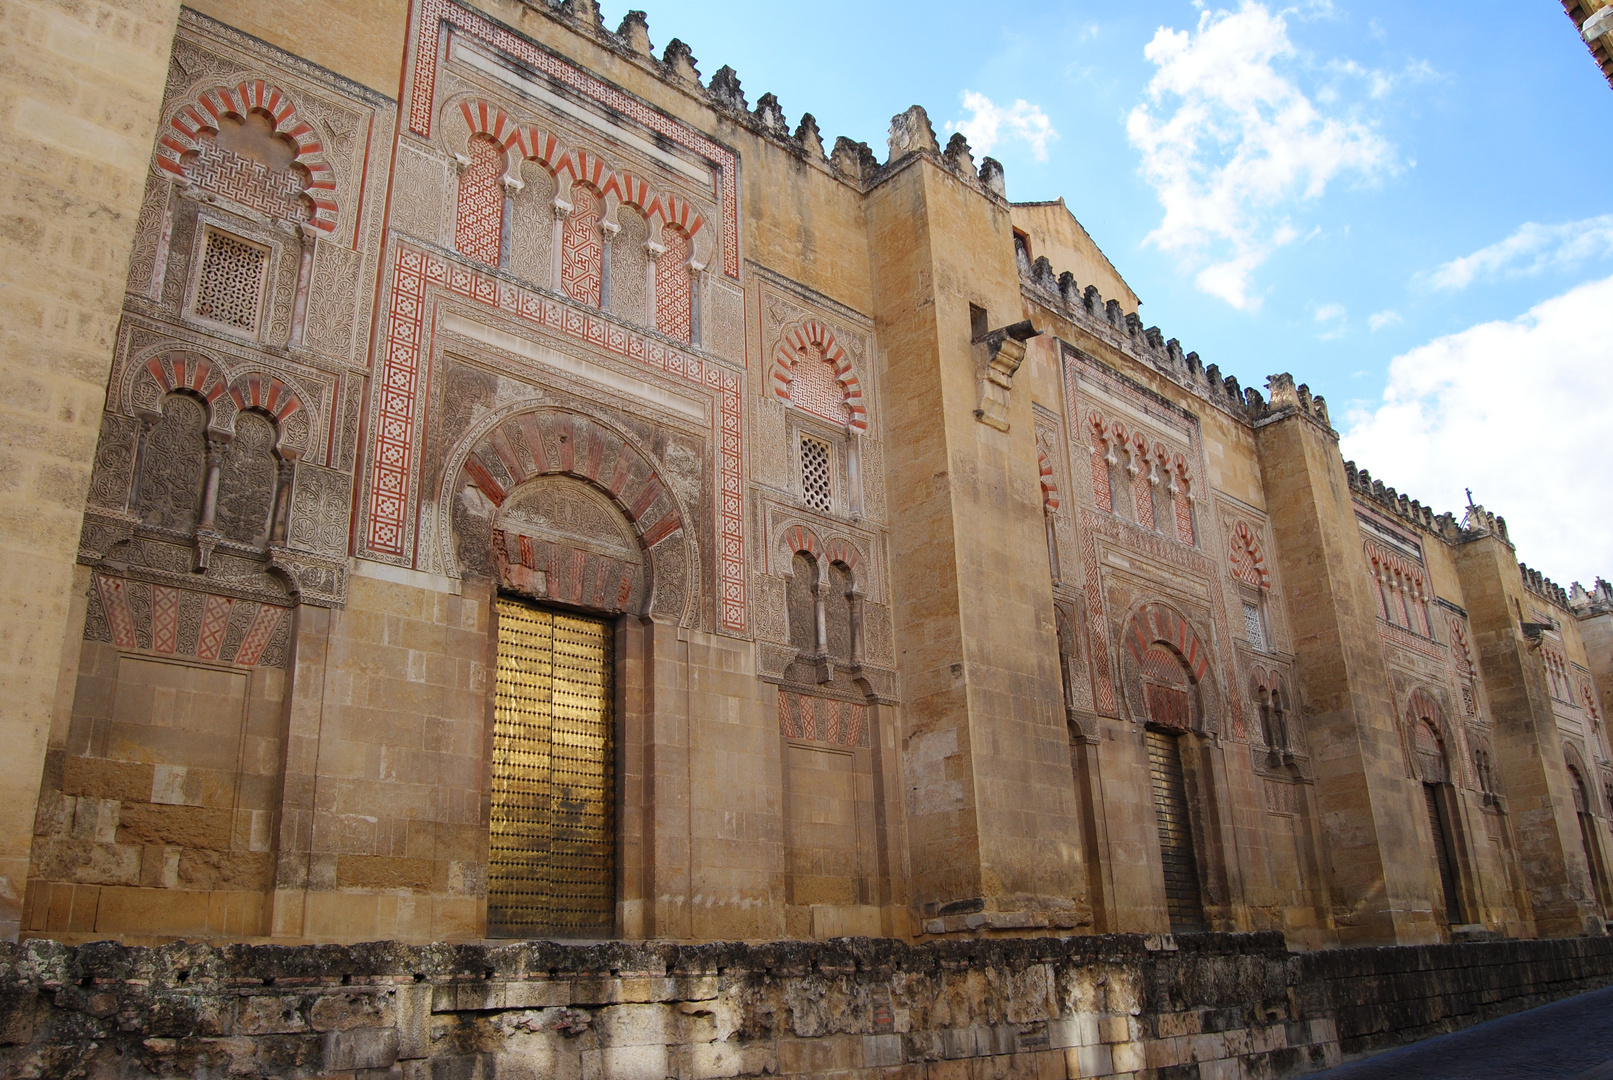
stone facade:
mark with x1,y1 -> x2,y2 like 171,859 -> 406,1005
6,0 -> 1613,957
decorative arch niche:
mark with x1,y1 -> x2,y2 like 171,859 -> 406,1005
1229,520 -> 1269,588
774,525 -> 870,685
1119,602 -> 1221,734
115,349 -> 312,570
157,80 -> 339,233
1402,687 -> 1457,784
770,321 -> 868,431
446,407 -> 695,624
445,97 -> 717,296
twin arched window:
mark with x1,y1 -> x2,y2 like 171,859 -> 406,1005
136,391 -> 289,560
783,540 -> 864,681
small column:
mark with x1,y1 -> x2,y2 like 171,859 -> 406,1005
550,197 -> 572,292
193,432 -> 227,570
289,223 -> 317,346
499,173 -> 523,269
848,584 -> 866,669
599,218 -> 620,307
268,454 -> 296,546
812,557 -> 831,684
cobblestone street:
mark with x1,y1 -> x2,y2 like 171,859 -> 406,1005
1310,984 -> 1613,1079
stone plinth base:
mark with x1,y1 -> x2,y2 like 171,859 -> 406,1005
3,933 -> 1613,1079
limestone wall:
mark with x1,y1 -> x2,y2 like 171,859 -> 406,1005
11,0 -> 1613,955
0,0 -> 185,942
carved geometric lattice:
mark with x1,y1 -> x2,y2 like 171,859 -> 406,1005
192,139 -> 309,222
655,226 -> 692,343
194,229 -> 269,332
800,435 -> 832,513
561,184 -> 603,307
790,348 -> 847,426
1243,602 -> 1266,651
455,134 -> 504,266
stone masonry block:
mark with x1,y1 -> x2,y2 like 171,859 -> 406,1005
689,1039 -> 744,1079
1110,1040 -> 1146,1074
1200,1057 -> 1245,1080
600,1042 -> 668,1080
502,981 -> 570,1009
395,986 -> 431,1060
1098,1015 -> 1131,1044
595,1003 -> 669,1047
863,1033 -> 904,1067
323,1027 -> 399,1072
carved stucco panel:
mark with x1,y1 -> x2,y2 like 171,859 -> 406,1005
707,278 -> 745,365
288,462 -> 353,558
303,240 -> 364,359
392,144 -> 453,246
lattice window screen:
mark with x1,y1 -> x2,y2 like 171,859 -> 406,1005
1243,601 -> 1266,651
193,228 -> 269,333
800,435 -> 832,513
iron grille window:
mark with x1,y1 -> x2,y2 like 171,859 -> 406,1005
801,434 -> 832,513
1243,601 -> 1266,651
193,228 -> 269,333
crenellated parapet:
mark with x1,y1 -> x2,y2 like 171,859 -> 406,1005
1020,254 -> 1331,428
1343,460 -> 1461,540
520,3 -> 1010,200
1570,579 -> 1613,615
1341,459 -> 1606,613
1521,563 -> 1574,611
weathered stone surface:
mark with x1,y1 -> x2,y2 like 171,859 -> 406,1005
3,935 -> 1612,1079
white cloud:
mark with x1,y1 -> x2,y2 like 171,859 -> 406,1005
1427,214 -> 1613,291
945,91 -> 1057,162
1340,273 -> 1613,585
1326,57 -> 1437,99
1313,302 -> 1346,339
1127,1 -> 1393,310
1367,309 -> 1401,331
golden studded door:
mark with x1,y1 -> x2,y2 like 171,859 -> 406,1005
1146,728 -> 1207,933
488,598 -> 615,937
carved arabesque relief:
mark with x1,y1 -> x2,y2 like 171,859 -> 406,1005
215,410 -> 279,545
303,240 -> 363,358
138,394 -> 208,532
89,415 -> 140,512
288,463 -> 354,558
609,207 -> 650,325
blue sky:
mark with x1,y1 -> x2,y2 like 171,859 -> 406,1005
594,1 -> 1613,586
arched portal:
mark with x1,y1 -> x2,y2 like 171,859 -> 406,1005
447,408 -> 695,938
1118,602 -> 1220,734
1566,748 -> 1613,914
1412,715 -> 1461,924
1121,604 -> 1216,933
